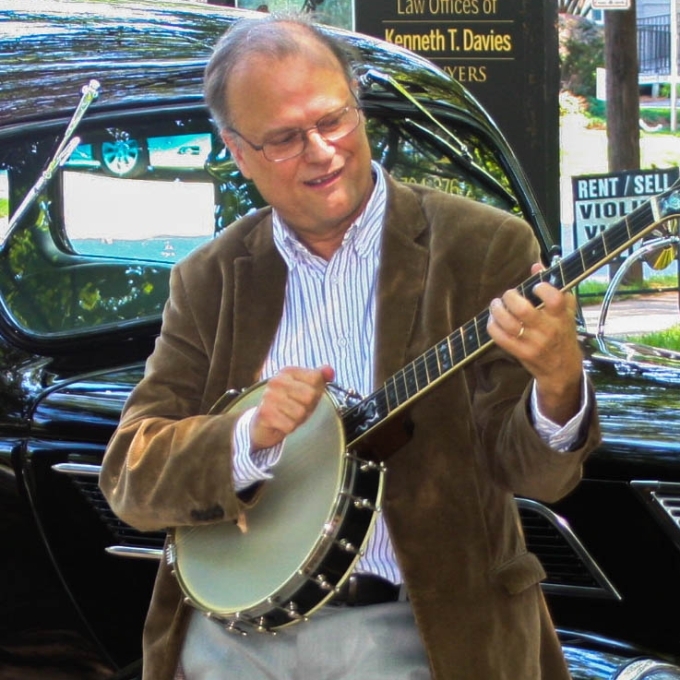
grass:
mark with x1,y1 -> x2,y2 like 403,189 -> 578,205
583,98 -> 680,133
628,325 -> 680,351
577,275 -> 680,351
577,274 -> 679,306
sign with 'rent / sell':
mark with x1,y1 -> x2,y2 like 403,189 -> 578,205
571,167 -> 679,274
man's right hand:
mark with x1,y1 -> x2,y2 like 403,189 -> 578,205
249,365 -> 335,451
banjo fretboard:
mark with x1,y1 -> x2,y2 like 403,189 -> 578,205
342,187 -> 678,446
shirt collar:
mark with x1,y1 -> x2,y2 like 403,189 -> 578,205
272,161 -> 386,268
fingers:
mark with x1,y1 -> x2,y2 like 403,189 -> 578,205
488,295 -> 528,341
486,264 -> 582,383
249,365 -> 334,450
487,262 -> 575,345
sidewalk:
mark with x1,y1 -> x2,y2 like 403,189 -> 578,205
581,290 -> 680,336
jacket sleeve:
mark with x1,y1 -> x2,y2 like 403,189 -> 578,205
466,214 -> 601,502
99,264 -> 245,533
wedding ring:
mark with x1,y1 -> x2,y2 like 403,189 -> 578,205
516,323 -> 525,339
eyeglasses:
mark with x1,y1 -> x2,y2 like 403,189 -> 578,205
228,105 -> 362,163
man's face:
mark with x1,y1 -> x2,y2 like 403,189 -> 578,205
222,40 -> 374,255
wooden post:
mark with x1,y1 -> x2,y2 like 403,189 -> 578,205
604,1 -> 640,172
604,0 -> 643,283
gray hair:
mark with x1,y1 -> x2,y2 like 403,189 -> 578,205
204,12 -> 359,132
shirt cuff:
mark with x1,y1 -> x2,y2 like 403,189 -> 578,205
530,368 -> 590,453
231,407 -> 283,491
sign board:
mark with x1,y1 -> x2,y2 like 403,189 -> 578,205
571,167 -> 679,274
591,0 -> 631,9
354,0 -> 561,240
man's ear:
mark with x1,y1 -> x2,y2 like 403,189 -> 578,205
221,129 -> 252,179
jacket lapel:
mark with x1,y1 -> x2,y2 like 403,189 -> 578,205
226,176 -> 430,391
228,212 -> 287,388
374,176 -> 429,386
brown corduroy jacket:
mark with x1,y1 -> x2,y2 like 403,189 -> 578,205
100,172 -> 601,679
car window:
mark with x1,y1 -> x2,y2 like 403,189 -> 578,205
62,128 -> 216,263
0,169 -> 7,244
0,106 -> 526,339
366,116 -> 520,215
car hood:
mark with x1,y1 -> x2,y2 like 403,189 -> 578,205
582,333 -> 680,478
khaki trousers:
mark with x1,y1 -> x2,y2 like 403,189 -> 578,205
179,601 -> 431,679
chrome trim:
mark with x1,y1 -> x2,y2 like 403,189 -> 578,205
632,480 -> 680,551
54,461 -> 164,561
51,464 -> 623,590
597,235 -> 680,339
52,462 -> 101,477
516,498 -> 622,600
105,545 -> 163,560
615,658 -> 680,679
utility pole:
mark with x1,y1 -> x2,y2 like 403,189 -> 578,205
604,0 -> 642,281
604,0 -> 640,172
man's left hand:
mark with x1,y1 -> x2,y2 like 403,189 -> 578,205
487,262 -> 583,426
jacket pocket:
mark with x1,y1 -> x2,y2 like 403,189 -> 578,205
492,552 -> 547,595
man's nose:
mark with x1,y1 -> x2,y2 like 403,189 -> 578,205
303,129 -> 335,160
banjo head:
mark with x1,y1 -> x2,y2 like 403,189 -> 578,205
170,384 -> 383,631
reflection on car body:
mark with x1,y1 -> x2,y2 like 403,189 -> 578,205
67,132 -> 213,178
1,1 -> 680,678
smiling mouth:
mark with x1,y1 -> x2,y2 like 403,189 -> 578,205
304,167 -> 342,187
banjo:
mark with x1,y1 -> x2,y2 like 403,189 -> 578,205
167,183 -> 680,634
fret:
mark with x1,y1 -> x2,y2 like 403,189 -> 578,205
459,318 -> 479,357
392,368 -> 408,406
436,337 -> 453,373
476,311 -> 492,347
450,329 -> 464,365
578,246 -> 587,276
561,249 -> 585,288
583,233 -> 608,269
413,353 -> 429,390
385,375 -> 399,412
517,273 -> 541,306
403,362 -> 418,398
628,203 -> 655,239
603,218 -> 630,253
375,391 -> 389,423
423,346 -> 438,384
548,261 -> 565,289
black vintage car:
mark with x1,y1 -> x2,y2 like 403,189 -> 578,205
2,1 -> 680,678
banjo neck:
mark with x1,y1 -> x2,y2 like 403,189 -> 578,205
342,182 -> 680,450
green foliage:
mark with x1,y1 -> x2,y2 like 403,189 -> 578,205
559,14 -> 604,98
0,197 -> 7,219
656,83 -> 680,99
585,96 -> 606,121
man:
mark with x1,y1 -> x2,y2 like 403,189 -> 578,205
100,12 -> 600,680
